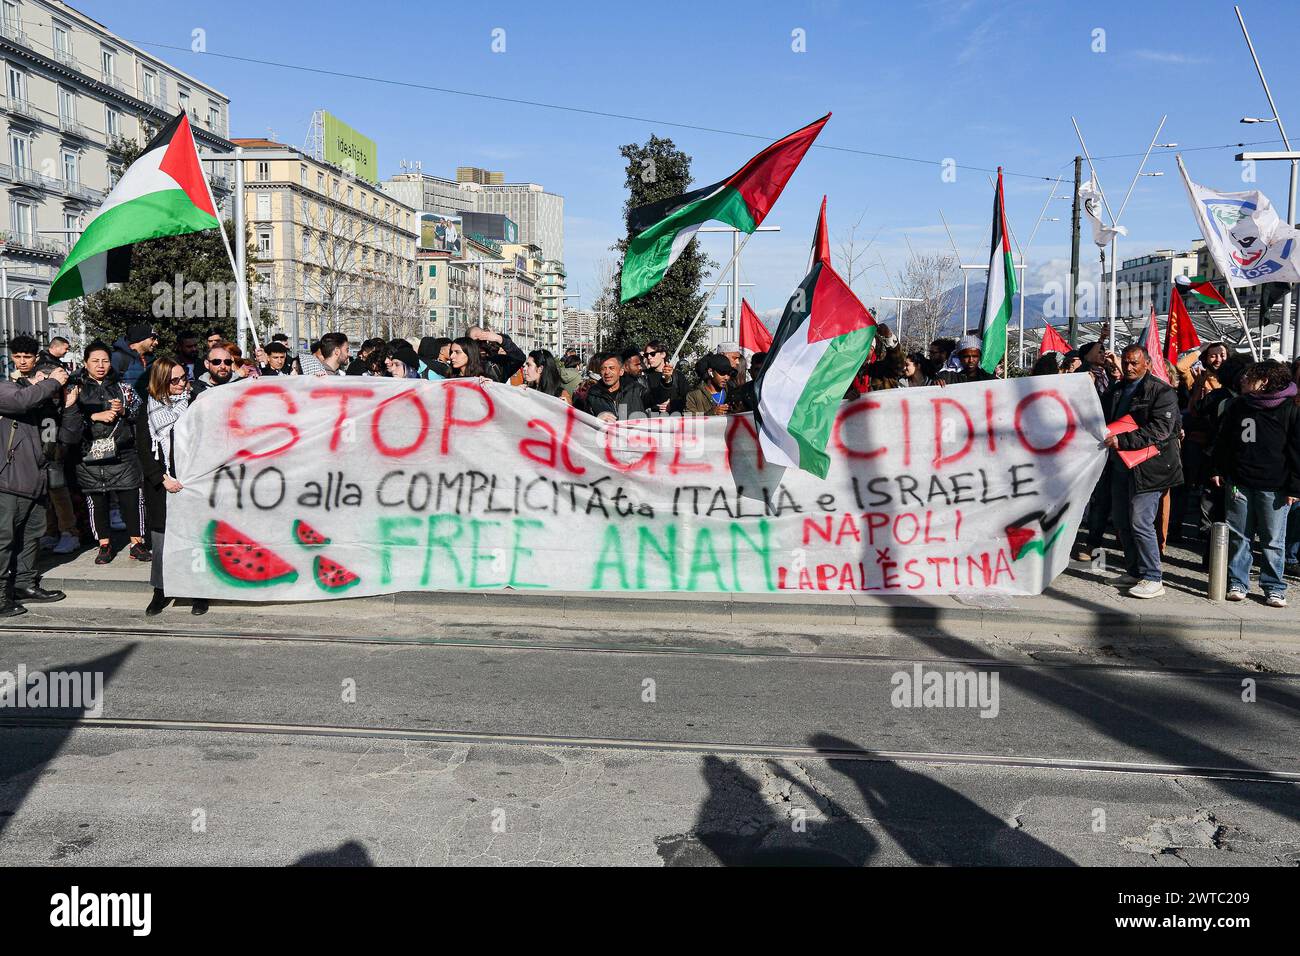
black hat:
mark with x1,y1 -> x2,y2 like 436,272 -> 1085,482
389,341 -> 420,373
700,353 -> 733,377
126,322 -> 156,345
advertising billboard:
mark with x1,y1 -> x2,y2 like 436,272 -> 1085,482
420,214 -> 462,254
321,111 -> 377,184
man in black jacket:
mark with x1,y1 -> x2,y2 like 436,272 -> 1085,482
0,365 -> 73,615
585,353 -> 668,420
1101,345 -> 1183,599
937,334 -> 996,385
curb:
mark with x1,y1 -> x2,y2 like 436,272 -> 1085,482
35,571 -> 1291,643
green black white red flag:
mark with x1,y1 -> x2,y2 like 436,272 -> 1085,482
619,114 -> 829,302
49,113 -> 220,305
754,197 -> 877,479
977,167 -> 1018,374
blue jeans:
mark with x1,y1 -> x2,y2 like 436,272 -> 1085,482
1226,486 -> 1288,596
1286,499 -> 1300,566
1110,468 -> 1163,582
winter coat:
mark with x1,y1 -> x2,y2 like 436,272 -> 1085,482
110,338 -> 149,391
135,410 -> 181,533
66,372 -> 143,493
0,378 -> 67,499
1102,373 -> 1184,494
685,384 -> 729,417
585,375 -> 667,419
1209,388 -> 1300,495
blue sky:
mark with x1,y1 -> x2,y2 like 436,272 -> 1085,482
84,0 -> 1300,321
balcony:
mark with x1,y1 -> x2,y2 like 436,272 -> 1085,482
141,90 -> 166,111
0,230 -> 67,256
0,19 -> 27,47
59,115 -> 93,140
52,47 -> 77,69
100,69 -> 125,93
4,95 -> 39,122
64,179 -> 105,204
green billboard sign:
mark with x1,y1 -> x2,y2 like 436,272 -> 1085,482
322,111 -> 377,184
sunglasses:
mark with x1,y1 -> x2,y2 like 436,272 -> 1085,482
645,350 -> 662,357
210,358 -> 234,366
170,373 -> 188,383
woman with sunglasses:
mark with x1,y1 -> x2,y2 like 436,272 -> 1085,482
67,341 -> 149,564
135,358 -> 207,616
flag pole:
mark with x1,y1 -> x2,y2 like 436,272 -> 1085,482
1224,282 -> 1261,360
215,214 -> 260,351
669,229 -> 756,367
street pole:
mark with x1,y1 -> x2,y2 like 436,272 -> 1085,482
1069,156 -> 1082,346
1235,4 -> 1297,357
233,145 -> 247,354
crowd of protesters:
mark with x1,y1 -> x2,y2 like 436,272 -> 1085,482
0,316 -> 1295,616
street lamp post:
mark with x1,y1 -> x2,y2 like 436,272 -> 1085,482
880,295 -> 922,340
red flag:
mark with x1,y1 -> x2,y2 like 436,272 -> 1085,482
1142,304 -> 1170,383
739,298 -> 773,355
1039,322 -> 1070,355
1163,287 -> 1202,370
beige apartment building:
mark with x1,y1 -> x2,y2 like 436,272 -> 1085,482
232,137 -> 419,346
1,0 -> 233,337
416,235 -> 505,338
500,241 -> 542,351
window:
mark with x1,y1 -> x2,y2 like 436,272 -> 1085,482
299,164 -> 307,186
57,86 -> 76,122
105,105 -> 120,139
101,46 -> 116,80
429,310 -> 437,322
9,198 -> 32,242
301,229 -> 310,256
178,87 -> 190,115
257,230 -> 272,255
52,22 -> 71,58
346,185 -> 353,204
428,288 -> 436,300
62,149 -> 78,184
316,171 -> 324,190
207,105 -> 219,131
429,265 -> 437,277
256,193 -> 271,220
7,64 -> 26,103
8,132 -> 28,170
142,69 -> 157,99
63,212 -> 80,243
1,1 -> 19,31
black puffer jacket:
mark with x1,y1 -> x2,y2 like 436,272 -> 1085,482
1102,373 -> 1184,493
0,378 -> 67,499
66,371 -> 143,493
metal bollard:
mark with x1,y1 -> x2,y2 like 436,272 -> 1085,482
1208,521 -> 1229,601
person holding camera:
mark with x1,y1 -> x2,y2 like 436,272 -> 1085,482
64,341 -> 149,565
0,349 -> 77,615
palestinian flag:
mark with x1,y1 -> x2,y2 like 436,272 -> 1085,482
977,167 -> 1018,374
1184,276 -> 1228,309
49,113 -> 220,305
619,114 -> 829,302
1163,285 -> 1201,369
754,197 -> 877,479
1005,505 -> 1068,561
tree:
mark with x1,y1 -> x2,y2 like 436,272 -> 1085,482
605,136 -> 714,357
834,206 -> 881,298
69,137 -> 265,358
895,252 -> 957,349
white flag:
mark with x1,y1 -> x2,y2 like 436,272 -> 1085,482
1079,173 -> 1126,247
1179,156 -> 1300,287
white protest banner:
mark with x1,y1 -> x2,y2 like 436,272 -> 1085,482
163,375 -> 1107,600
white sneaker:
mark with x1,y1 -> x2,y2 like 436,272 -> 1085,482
1226,589 -> 1247,602
1128,580 -> 1165,599
39,535 -> 57,550
1266,593 -> 1288,608
109,507 -> 125,531
52,532 -> 79,555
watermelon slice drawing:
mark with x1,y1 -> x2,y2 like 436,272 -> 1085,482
293,518 -> 331,548
206,519 -> 299,587
314,555 -> 360,593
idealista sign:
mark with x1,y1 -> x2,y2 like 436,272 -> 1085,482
321,111 -> 377,184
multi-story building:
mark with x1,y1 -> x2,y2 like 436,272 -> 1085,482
230,137 -> 419,346
456,165 -> 503,186
1102,247 -> 1199,320
381,166 -> 474,219
536,258 -> 567,351
443,233 -> 503,334
0,0 -> 233,336
500,240 -> 542,351
469,180 -> 563,263
563,307 -> 600,358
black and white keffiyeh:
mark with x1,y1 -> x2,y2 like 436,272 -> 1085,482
147,393 -> 189,472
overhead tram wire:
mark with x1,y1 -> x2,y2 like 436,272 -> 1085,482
125,39 -> 1059,182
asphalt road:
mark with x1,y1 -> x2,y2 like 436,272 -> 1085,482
1,593 -> 1299,866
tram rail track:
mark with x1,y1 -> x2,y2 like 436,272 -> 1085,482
2,713 -> 1298,784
